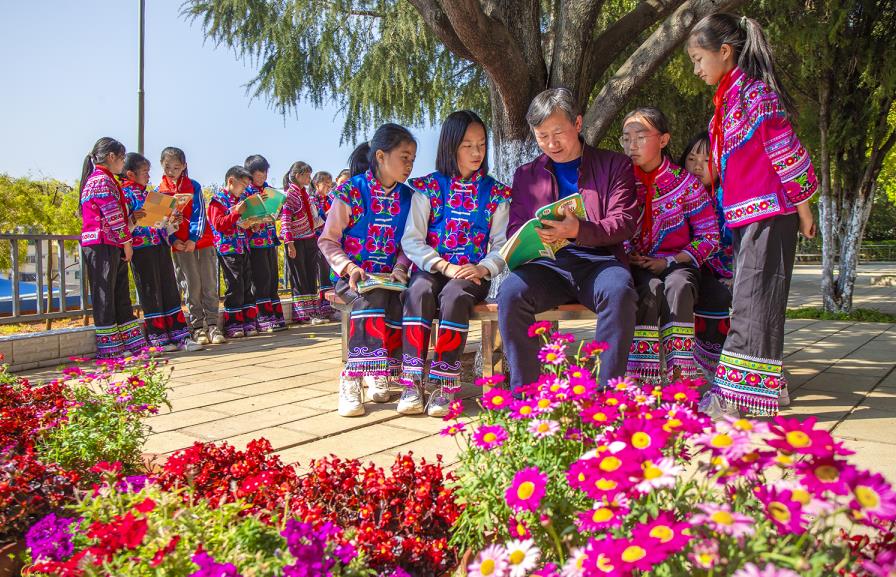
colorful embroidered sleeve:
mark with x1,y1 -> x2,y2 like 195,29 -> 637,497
680,177 -> 720,266
760,96 -> 818,206
401,191 -> 443,272
86,178 -> 132,245
208,199 -> 240,235
280,194 -> 297,243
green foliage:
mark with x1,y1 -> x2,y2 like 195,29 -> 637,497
182,0 -> 487,141
785,306 -> 896,323
36,357 -> 172,475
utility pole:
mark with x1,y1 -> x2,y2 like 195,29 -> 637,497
137,0 -> 146,154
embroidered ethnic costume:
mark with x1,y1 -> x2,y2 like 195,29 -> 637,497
625,158 -> 719,384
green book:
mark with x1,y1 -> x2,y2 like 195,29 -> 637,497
499,193 -> 586,271
357,273 -> 408,294
239,187 -> 286,222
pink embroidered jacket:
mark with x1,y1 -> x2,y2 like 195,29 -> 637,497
79,166 -> 132,247
280,183 -> 321,242
628,158 -> 720,266
712,67 -> 818,228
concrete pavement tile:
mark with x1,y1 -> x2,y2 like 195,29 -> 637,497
180,402 -> 322,440
838,438 -> 896,483
210,387 -> 323,416
797,372 -> 881,395
831,407 -> 896,444
223,427 -> 316,452
859,389 -> 896,413
143,430 -> 206,455
280,423 -> 428,462
164,390 -> 246,413
145,407 -> 229,434
281,406 -> 401,438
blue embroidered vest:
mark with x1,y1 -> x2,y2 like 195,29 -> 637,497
409,171 -> 511,266
335,170 -> 412,273
209,189 -> 248,255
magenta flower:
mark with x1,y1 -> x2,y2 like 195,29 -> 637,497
439,422 -> 466,437
754,486 -> 806,534
767,416 -> 836,457
527,321 -> 553,338
843,469 -> 896,522
505,467 -> 548,512
537,343 -> 567,366
473,424 -> 509,451
795,457 -> 853,497
483,388 -> 513,411
528,419 -> 560,439
732,562 -> 801,577
631,512 -> 692,555
581,341 -> 609,358
690,503 -> 755,538
509,399 -> 538,420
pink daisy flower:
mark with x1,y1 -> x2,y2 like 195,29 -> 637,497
566,366 -> 598,399
468,544 -> 509,577
538,342 -> 567,365
527,320 -> 552,339
732,562 -> 801,577
474,424 -> 509,451
689,539 -> 720,570
767,416 -> 837,457
575,495 -> 629,532
754,485 -> 806,534
528,419 -> 560,439
690,503 -> 755,537
631,512 -> 692,554
693,427 -> 753,459
509,399 -> 539,420
843,469 -> 896,522
440,422 -> 466,437
443,399 -> 465,421
795,456 -> 853,497
580,404 -> 619,427
483,388 -> 513,411
635,458 -> 683,493
475,374 -> 507,388
505,466 -> 548,512
581,341 -> 609,358
661,381 -> 699,404
507,516 -> 531,540
609,537 -> 667,572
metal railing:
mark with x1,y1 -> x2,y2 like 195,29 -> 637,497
1,234 -> 90,326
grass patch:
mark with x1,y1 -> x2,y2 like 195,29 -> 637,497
786,307 -> 896,323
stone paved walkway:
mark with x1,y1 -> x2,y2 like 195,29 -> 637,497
17,264 -> 896,481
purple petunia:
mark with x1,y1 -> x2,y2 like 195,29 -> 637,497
26,513 -> 78,562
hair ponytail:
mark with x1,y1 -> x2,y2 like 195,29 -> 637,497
348,142 -> 371,177
283,161 -> 312,189
80,137 -> 126,194
690,13 -> 796,117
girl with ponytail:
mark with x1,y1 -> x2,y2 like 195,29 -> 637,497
79,137 -> 146,358
687,13 -> 818,417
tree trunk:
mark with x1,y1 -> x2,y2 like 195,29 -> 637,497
817,74 -> 839,312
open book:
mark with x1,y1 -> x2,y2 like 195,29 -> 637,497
357,272 -> 408,294
239,187 -> 287,226
498,193 -> 586,271
135,190 -> 177,228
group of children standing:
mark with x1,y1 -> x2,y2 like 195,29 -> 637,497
78,145 -> 341,359
78,12 -> 815,421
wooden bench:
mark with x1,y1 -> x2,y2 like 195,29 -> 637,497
324,291 -> 595,378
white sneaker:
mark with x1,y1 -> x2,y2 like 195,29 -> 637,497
397,380 -> 425,415
310,317 -> 329,326
194,330 -> 210,346
181,337 -> 204,352
245,327 -> 259,337
208,327 -> 226,345
364,375 -> 391,403
162,343 -> 179,353
698,392 -> 740,421
338,377 -> 365,417
426,385 -> 455,418
779,386 -> 791,407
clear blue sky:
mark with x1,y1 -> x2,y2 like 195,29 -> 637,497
0,0 -> 440,187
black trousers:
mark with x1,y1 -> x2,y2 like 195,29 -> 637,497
285,238 -> 320,321
335,277 -> 403,378
83,244 -> 144,357
131,244 -> 189,347
219,251 -> 257,336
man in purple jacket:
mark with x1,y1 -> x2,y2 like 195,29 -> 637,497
498,88 -> 638,389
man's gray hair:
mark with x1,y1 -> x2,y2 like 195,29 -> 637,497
525,88 -> 581,128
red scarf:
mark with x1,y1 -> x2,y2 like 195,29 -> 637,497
290,183 -> 316,231
120,179 -> 145,192
158,174 -> 193,197
708,68 -> 737,185
634,164 -> 660,248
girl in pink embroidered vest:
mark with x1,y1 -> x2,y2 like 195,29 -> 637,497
318,123 -> 416,417
399,111 -> 511,417
621,108 -> 721,384
79,137 -> 146,358
281,161 -> 325,324
688,13 -> 818,417
121,153 -> 199,352
311,170 -> 338,321
208,167 -> 257,339
242,154 -> 287,334
680,132 -> 734,382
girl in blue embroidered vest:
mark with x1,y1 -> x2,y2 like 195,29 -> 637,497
621,108 -> 721,385
121,153 -> 199,352
680,132 -> 734,384
689,13 -> 818,417
311,170 -> 338,322
318,123 -> 417,417
281,161 -> 324,324
242,154 -> 287,334
208,167 -> 257,339
399,110 -> 511,417
79,137 -> 147,359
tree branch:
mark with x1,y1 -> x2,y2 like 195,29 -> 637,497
581,0 -> 748,144
577,0 -> 685,106
406,0 -> 476,61
548,0 -> 603,93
